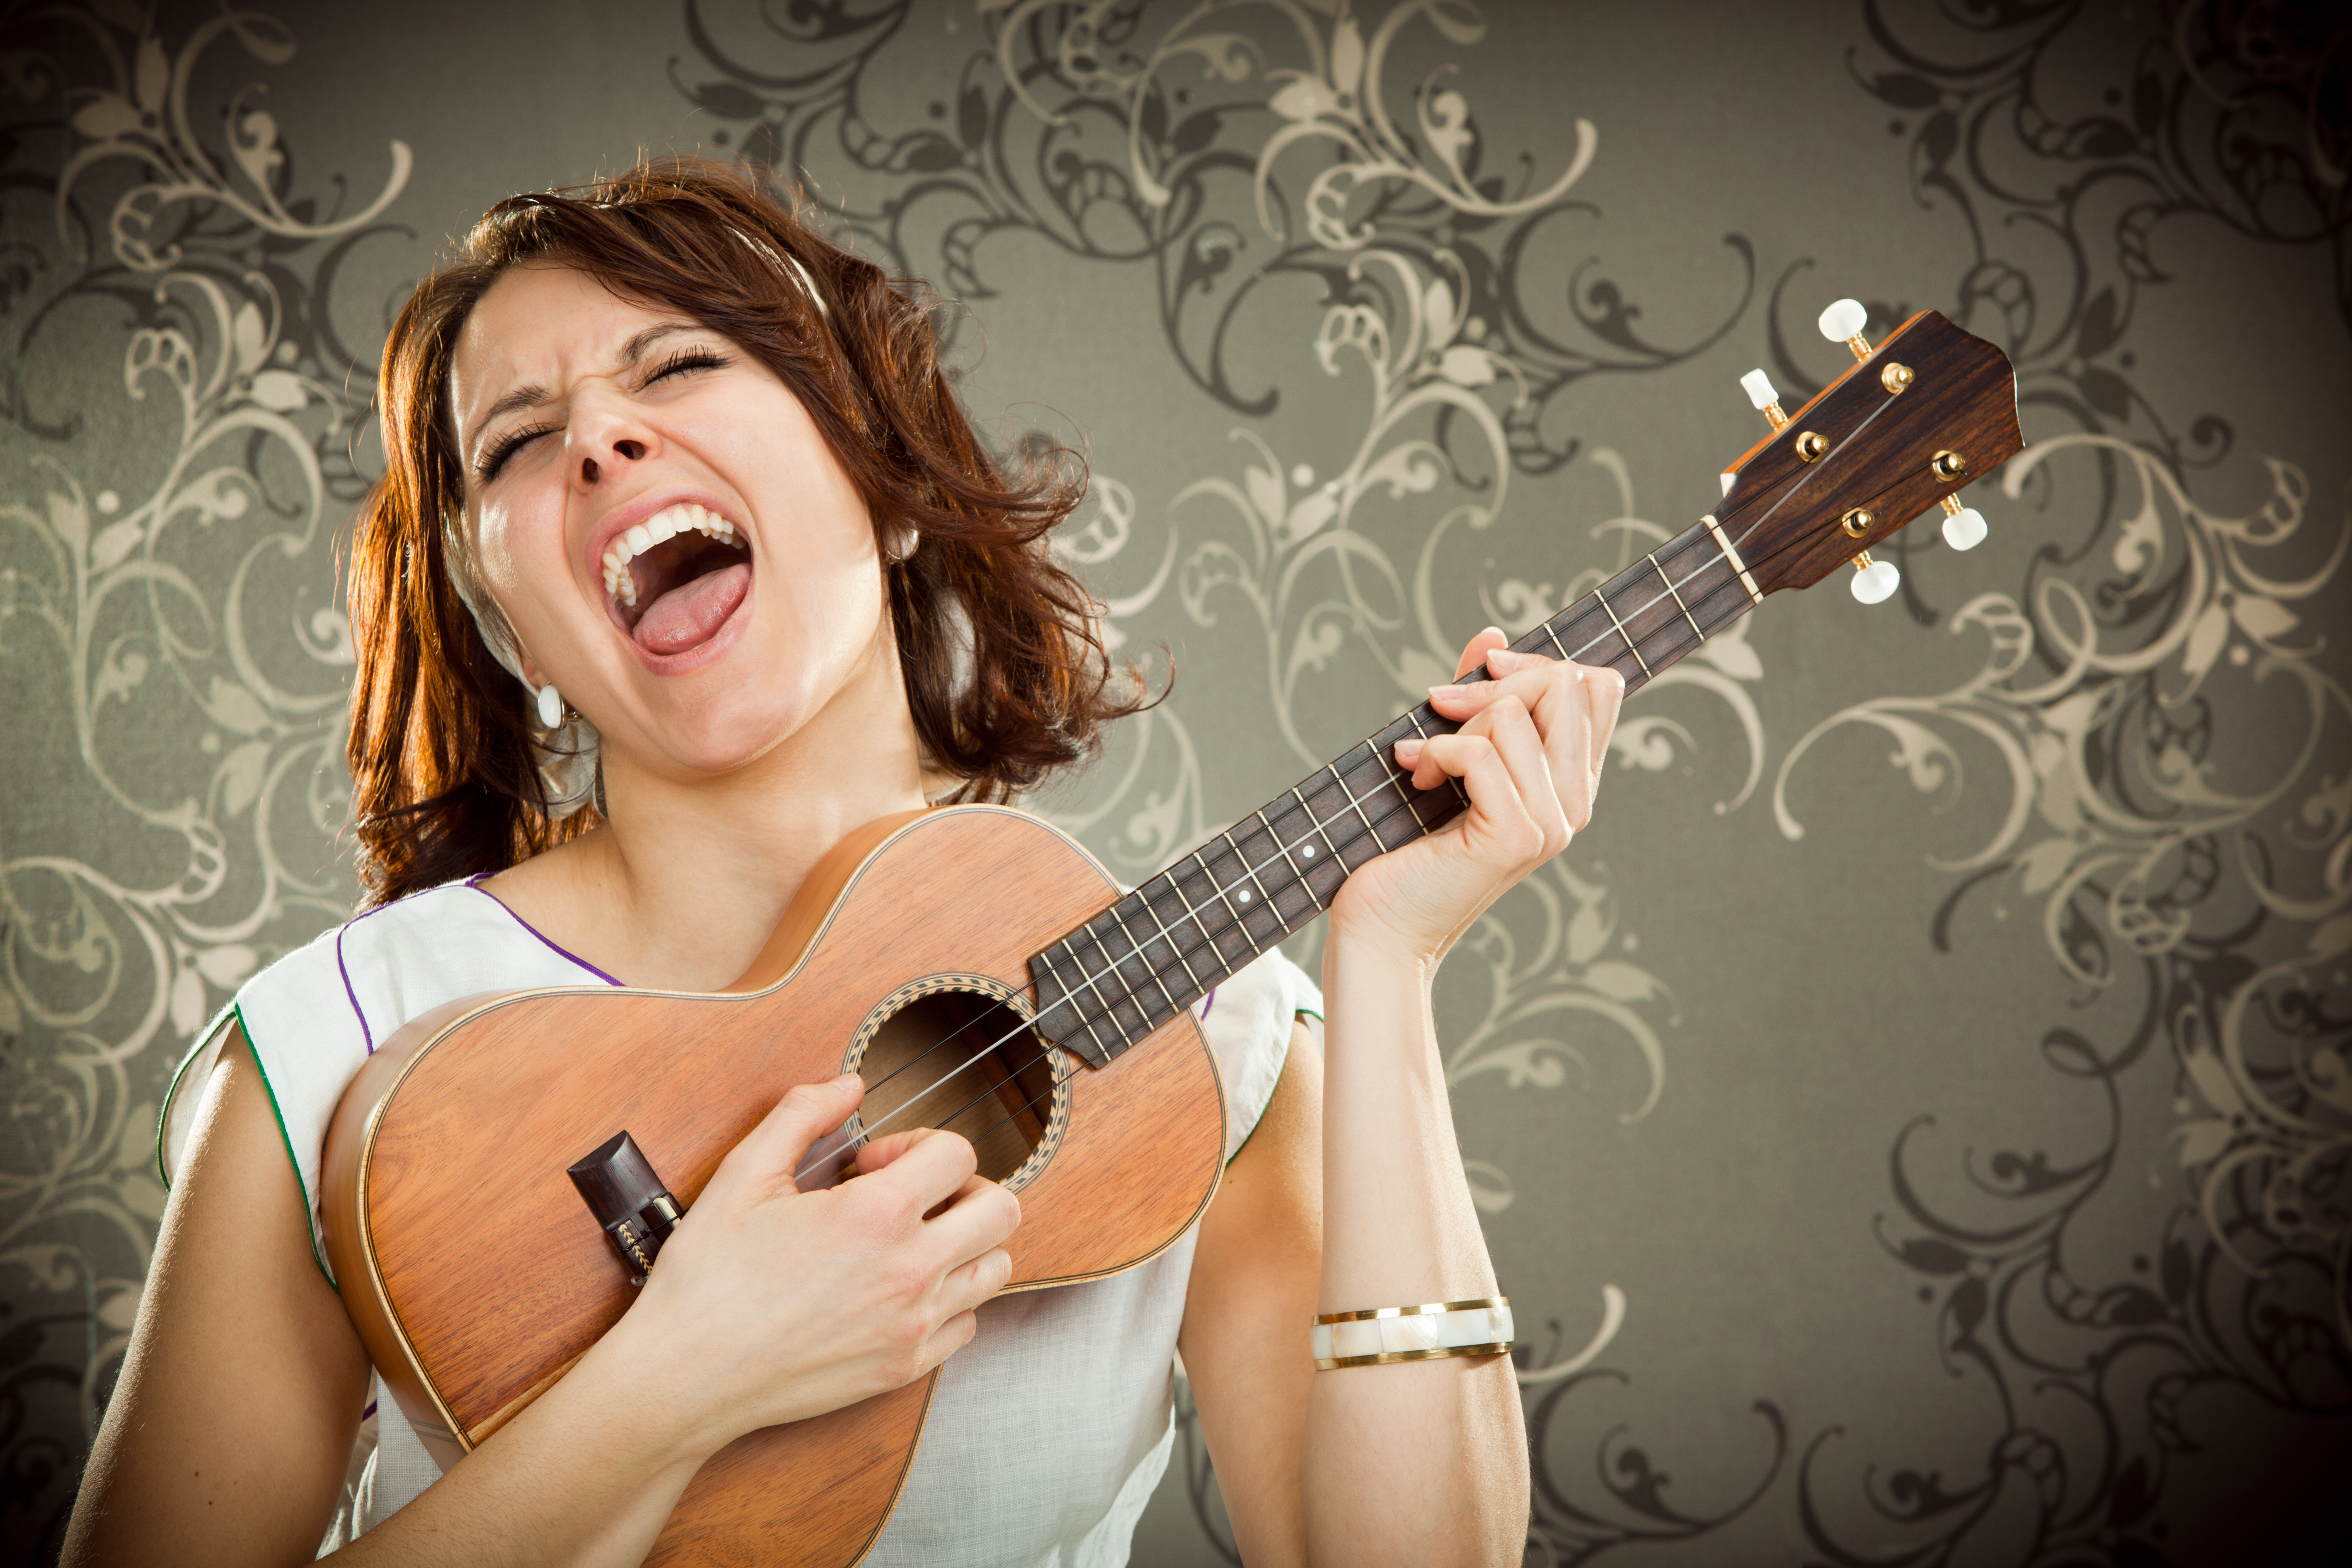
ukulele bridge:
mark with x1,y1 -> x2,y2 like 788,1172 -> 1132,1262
568,1130 -> 685,1286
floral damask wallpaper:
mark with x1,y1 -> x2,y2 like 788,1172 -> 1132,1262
1,1 -> 2345,1563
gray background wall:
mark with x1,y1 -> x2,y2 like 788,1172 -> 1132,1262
3,0 -> 2347,1562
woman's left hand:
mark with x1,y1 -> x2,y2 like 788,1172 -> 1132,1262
1328,627 -> 1625,964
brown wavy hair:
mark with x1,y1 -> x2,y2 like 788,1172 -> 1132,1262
348,156 -> 1145,907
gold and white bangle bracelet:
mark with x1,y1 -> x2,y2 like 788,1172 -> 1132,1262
1311,1297 -> 1514,1369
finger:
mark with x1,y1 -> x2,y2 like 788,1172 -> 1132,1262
1479,694 -> 1573,856
853,1125 -> 950,1176
1585,663 -> 1627,780
1407,724 -> 1546,861
1429,652 -> 1621,826
703,1074 -> 864,1205
910,1308 -> 980,1382
1501,653 -> 1598,828
1426,646 -> 1586,720
939,1245 -> 1016,1316
855,1125 -> 982,1218
1454,625 -> 1509,681
919,1174 -> 1023,1266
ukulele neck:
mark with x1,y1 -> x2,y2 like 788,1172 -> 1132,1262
1026,514 -> 1764,1068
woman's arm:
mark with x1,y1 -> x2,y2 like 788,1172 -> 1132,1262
66,1037 -> 374,1565
67,1030 -> 1017,1567
1179,1020 -> 1323,1566
1184,629 -> 1622,1568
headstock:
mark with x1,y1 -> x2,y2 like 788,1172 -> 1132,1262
1719,301 -> 2023,603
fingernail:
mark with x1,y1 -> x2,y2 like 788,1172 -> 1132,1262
1394,738 -> 1424,764
834,1073 -> 862,1090
1428,684 -> 1466,701
1487,647 -> 1523,673
1480,625 -> 1505,642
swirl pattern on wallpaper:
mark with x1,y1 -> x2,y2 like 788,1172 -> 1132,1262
0,3 -> 404,1546
0,2 -> 2343,1564
1749,5 -> 2351,1566
1774,437 -> 2349,1567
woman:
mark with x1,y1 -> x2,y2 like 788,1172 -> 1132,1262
64,158 -> 1622,1566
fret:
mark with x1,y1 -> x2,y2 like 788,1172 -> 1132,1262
1255,807 -> 1322,910
1651,551 -> 1705,642
1036,944 -> 1116,1062
1403,708 -> 1472,811
1326,762 -> 1388,854
1177,854 -> 1255,960
1539,619 -> 1573,662
1055,939 -> 1132,1056
1080,923 -> 1159,1037
1073,926 -> 1143,1037
1591,585 -> 1652,678
1365,740 -> 1429,832
1221,829 -> 1281,934
1134,890 -> 1205,993
1101,911 -> 1179,1017
1289,789 -> 1346,886
1340,742 -> 1427,849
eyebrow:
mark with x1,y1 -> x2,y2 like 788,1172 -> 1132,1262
466,321 -> 699,455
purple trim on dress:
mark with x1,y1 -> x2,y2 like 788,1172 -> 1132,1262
334,895 -> 407,1057
467,878 -> 626,987
1200,988 -> 1216,1021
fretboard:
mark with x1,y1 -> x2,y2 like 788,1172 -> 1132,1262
1028,513 -> 1765,1068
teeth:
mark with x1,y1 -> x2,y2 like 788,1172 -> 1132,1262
600,503 -> 740,609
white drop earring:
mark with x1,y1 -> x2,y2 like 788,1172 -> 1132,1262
536,682 -> 565,729
888,526 -> 919,564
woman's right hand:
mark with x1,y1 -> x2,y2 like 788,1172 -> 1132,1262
611,1074 -> 1019,1452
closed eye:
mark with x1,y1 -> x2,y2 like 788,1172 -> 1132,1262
477,422 -> 557,485
644,347 -> 727,386
644,350 -> 724,390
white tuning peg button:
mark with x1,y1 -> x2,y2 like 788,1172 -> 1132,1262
1850,556 -> 1901,604
1739,368 -> 1788,428
1818,298 -> 1869,343
1941,505 -> 1988,551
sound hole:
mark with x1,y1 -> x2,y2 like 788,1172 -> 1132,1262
848,982 -> 1066,1188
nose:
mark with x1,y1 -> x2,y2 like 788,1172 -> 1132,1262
578,439 -> 645,487
570,390 -> 657,490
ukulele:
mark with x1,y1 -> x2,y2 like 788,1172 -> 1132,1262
321,302 -> 2023,1565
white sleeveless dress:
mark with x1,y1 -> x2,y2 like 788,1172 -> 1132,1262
157,876 -> 1319,1565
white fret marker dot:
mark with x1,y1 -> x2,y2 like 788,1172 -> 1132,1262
1236,889 -> 1252,903
1300,844 -> 1315,859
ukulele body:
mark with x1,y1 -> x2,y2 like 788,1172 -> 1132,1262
320,805 -> 1230,1566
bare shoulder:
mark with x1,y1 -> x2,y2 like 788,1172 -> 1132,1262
65,1034 -> 371,1568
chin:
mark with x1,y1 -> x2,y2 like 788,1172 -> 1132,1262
634,689 -> 827,781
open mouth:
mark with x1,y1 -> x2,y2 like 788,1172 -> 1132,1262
600,503 -> 752,656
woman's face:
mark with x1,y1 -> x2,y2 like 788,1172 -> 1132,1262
448,262 -> 895,781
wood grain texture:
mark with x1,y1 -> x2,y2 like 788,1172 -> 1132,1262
1717,310 -> 2026,593
321,805 -> 1228,1565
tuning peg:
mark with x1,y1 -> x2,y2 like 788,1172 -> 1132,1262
1818,298 -> 1872,363
1850,551 -> 1900,604
1939,495 -> 1988,551
1740,368 -> 1789,428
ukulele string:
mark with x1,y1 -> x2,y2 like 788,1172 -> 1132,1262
802,443 -> 1921,1180
792,763 -> 1464,1183
864,453 -> 1865,1119
792,782 -> 1413,1181
807,522 -> 1790,1179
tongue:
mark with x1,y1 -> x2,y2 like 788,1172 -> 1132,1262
632,561 -> 750,655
